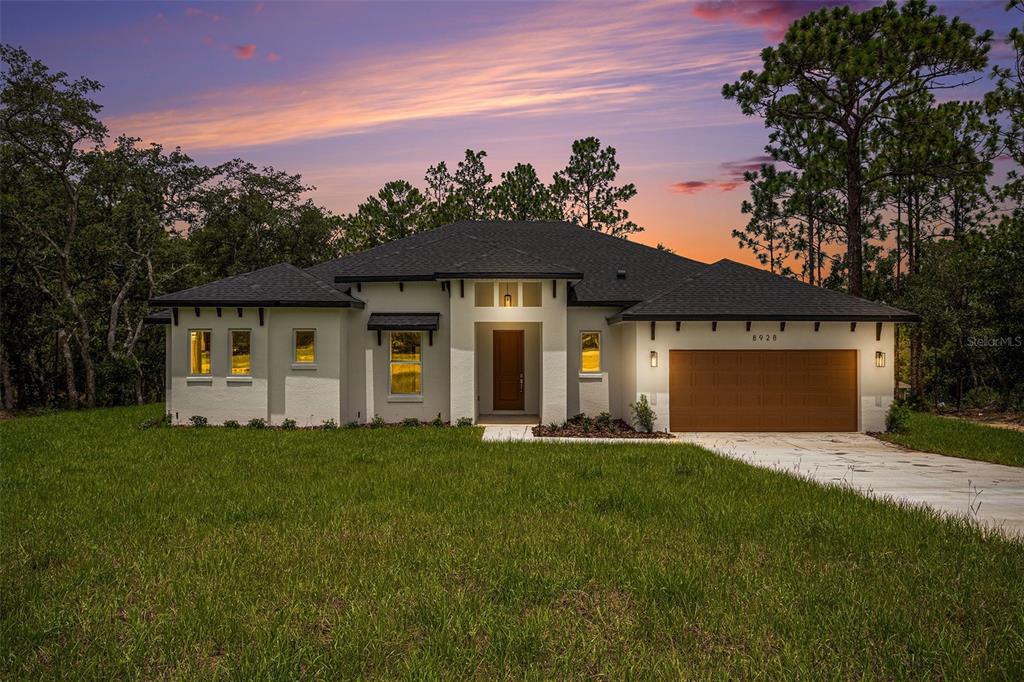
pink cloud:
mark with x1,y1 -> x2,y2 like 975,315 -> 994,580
692,1 -> 872,38
185,6 -> 222,22
233,44 -> 257,60
671,156 -> 773,195
265,52 -> 281,63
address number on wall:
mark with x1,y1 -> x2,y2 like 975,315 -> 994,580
752,334 -> 778,342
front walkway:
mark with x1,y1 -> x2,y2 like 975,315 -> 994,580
676,432 -> 1024,539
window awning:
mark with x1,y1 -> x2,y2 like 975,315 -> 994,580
367,312 -> 440,331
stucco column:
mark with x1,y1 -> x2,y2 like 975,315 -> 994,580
449,289 -> 476,422
541,318 -> 567,424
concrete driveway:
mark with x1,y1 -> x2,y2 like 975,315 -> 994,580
673,432 -> 1024,539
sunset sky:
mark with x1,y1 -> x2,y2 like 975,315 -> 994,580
2,0 -> 1017,263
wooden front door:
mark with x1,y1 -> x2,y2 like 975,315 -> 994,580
669,350 -> 858,431
493,330 -> 525,410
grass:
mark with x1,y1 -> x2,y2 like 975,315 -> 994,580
879,411 -> 1024,468
2,405 -> 1022,679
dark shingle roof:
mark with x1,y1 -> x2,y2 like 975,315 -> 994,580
367,313 -> 441,331
609,259 -> 918,322
149,263 -> 364,308
307,220 -> 705,304
143,309 -> 172,325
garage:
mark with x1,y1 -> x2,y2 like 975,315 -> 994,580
669,349 -> 858,432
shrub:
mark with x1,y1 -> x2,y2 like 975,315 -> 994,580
280,418 -> 297,430
370,415 -> 387,429
596,412 -> 613,429
247,417 -> 267,429
548,421 -> 562,430
1009,383 -> 1024,412
885,401 -> 912,434
139,414 -> 171,430
321,418 -> 338,430
431,413 -> 445,428
963,386 -> 1002,410
401,417 -> 421,428
223,419 -> 240,429
456,416 -> 473,427
580,415 -> 593,433
630,395 -> 656,433
189,415 -> 208,428
344,420 -> 361,429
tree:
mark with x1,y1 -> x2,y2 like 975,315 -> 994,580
490,163 -> 559,221
338,180 -> 427,252
733,165 -> 794,275
552,136 -> 642,237
189,160 -> 340,279
1,45 -> 108,406
723,0 -> 991,296
452,149 -> 493,220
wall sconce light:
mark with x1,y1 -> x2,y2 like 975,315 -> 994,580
650,350 -> 658,367
503,293 -> 512,307
875,351 -> 886,368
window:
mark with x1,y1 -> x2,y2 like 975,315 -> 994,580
581,332 -> 601,373
294,329 -> 316,364
474,282 -> 494,307
522,282 -> 542,307
499,282 -> 517,307
390,331 -> 422,395
230,330 -> 251,376
189,330 -> 211,375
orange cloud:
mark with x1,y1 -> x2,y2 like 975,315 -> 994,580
106,0 -> 758,151
265,52 -> 281,62
233,44 -> 257,60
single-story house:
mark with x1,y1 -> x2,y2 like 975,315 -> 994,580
147,220 -> 916,431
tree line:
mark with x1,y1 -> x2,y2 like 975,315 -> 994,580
724,0 -> 1023,410
0,45 -> 642,410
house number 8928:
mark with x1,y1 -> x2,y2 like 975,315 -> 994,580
753,334 -> 778,342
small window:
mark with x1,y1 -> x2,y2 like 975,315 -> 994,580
294,329 -> 316,364
581,332 -> 601,373
390,331 -> 422,395
499,282 -> 518,307
474,282 -> 494,307
522,282 -> 542,307
230,330 -> 251,376
189,330 -> 211,375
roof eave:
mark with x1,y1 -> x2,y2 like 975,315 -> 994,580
608,312 -> 920,324
147,299 -> 364,309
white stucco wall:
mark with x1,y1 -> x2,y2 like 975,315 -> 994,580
345,281 -> 451,423
449,279 -> 568,424
624,320 -> 895,432
566,307 -> 623,419
267,308 -> 344,426
167,306 -> 270,425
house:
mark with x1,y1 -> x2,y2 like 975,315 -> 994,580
147,220 -> 916,431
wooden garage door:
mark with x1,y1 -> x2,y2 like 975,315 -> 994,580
669,350 -> 857,432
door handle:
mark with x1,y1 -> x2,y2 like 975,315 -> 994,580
519,373 -> 524,393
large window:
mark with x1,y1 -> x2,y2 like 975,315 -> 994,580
390,331 -> 422,395
230,330 -> 251,376
294,329 -> 316,364
474,282 -> 494,307
189,329 -> 211,375
581,331 -> 601,373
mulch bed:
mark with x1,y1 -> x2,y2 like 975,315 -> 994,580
533,416 -> 672,439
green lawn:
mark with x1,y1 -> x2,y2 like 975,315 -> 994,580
879,411 -> 1024,468
2,406 -> 1022,679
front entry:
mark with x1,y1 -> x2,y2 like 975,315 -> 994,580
493,330 -> 525,410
